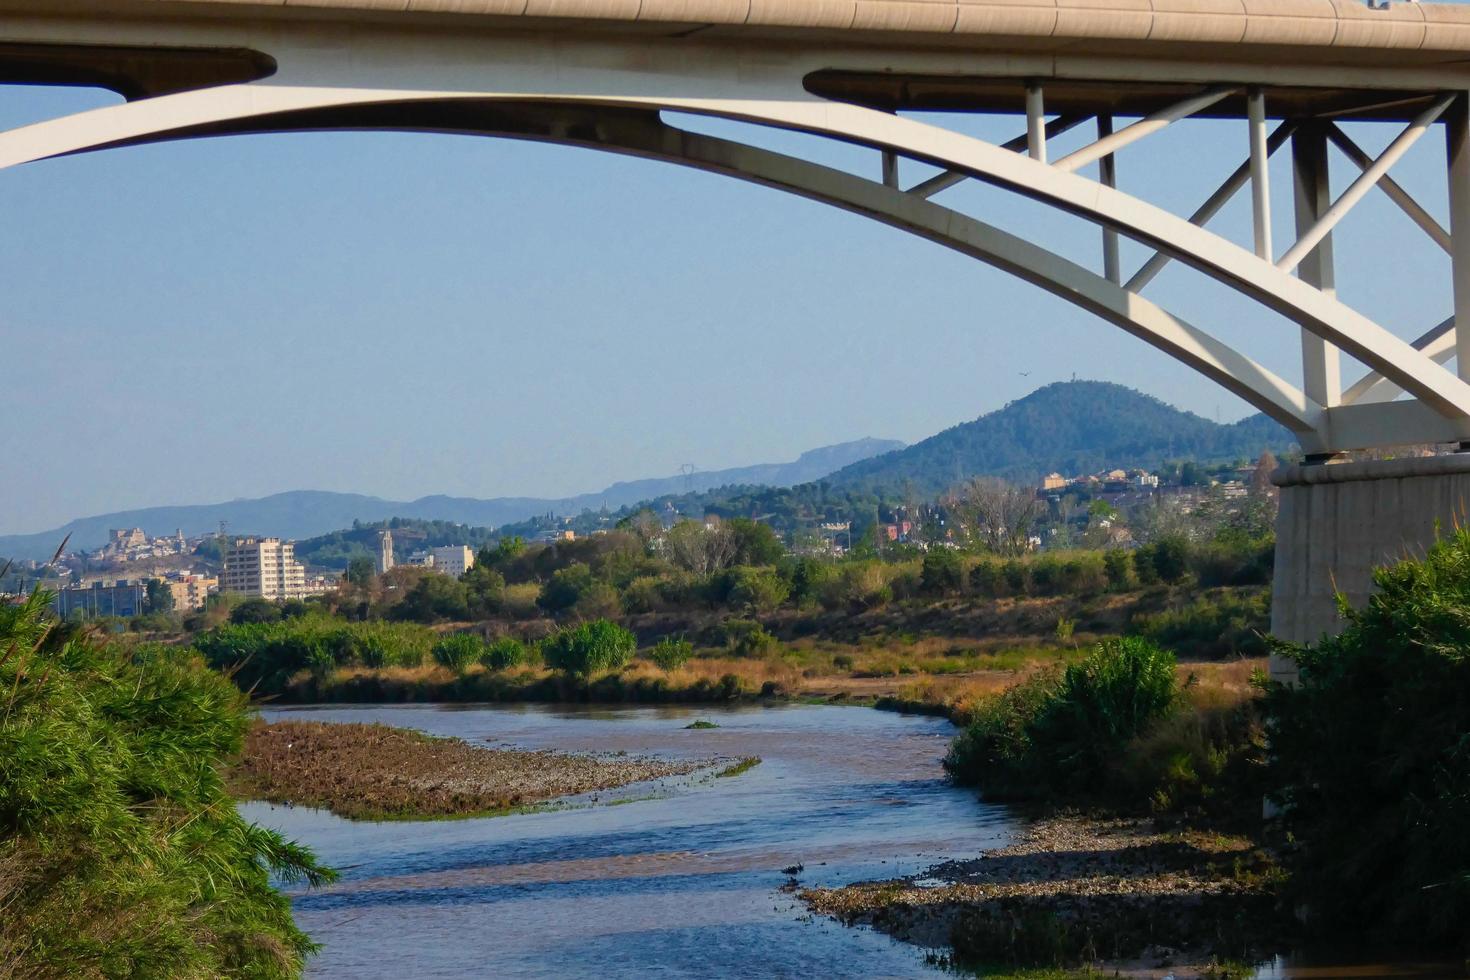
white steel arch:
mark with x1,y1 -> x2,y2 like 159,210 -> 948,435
2,38 -> 1468,453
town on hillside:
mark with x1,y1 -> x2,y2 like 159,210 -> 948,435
3,454 -> 1282,619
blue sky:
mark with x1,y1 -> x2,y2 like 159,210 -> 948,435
0,83 -> 1455,533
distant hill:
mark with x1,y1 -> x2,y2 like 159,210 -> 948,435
0,438 -> 902,561
823,381 -> 1298,498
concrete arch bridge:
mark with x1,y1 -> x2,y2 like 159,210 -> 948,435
6,0 -> 1470,655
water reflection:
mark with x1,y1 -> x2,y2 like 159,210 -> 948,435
245,702 -> 1013,979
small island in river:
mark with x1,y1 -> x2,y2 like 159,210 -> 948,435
228,720 -> 715,820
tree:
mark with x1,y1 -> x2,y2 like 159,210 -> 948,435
1267,529 -> 1470,946
462,563 -> 506,618
1150,535 -> 1190,583
144,578 -> 175,615
542,619 -> 636,676
663,519 -> 738,575
946,478 -> 1044,556
726,566 -> 789,613
920,550 -> 966,595
485,536 -> 525,567
537,563 -> 594,613
345,555 -> 376,588
230,596 -> 280,625
1250,449 -> 1279,497
728,518 -> 785,566
393,574 -> 469,623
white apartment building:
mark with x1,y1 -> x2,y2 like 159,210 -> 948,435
221,537 -> 307,600
430,545 -> 475,579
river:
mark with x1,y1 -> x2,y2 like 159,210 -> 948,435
243,702 -> 1015,978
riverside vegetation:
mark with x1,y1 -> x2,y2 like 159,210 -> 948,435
0,589 -> 333,979
161,506 -> 1275,717
807,531 -> 1470,975
34,467 -> 1428,978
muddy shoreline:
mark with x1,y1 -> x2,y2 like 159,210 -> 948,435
801,813 -> 1285,979
228,720 -> 714,820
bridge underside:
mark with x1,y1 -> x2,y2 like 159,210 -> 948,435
6,0 -> 1470,649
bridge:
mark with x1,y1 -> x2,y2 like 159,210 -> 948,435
6,0 -> 1470,670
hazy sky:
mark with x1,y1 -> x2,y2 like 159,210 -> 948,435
0,82 -> 1457,533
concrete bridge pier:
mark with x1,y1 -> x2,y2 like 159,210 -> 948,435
1269,454 -> 1470,683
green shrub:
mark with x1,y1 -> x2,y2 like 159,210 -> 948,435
432,633 -> 484,673
1149,535 -> 1191,583
944,665 -> 1063,798
968,558 -> 1007,597
650,636 -> 694,672
726,566 -> 790,613
1267,529 -> 1470,947
945,637 -> 1179,800
537,563 -> 594,613
1135,590 -> 1269,659
572,581 -> 623,620
621,575 -> 667,614
230,596 -> 281,624
1103,548 -> 1136,590
722,619 -> 779,658
542,619 -> 637,676
195,617 -> 434,692
0,591 -> 333,976
887,563 -> 923,600
779,556 -> 835,608
820,561 -> 891,610
921,550 -> 966,595
1029,554 -> 1068,595
1119,688 -> 1265,816
480,636 -> 529,671
1132,546 -> 1161,585
392,574 -> 469,623
1191,533 -> 1275,587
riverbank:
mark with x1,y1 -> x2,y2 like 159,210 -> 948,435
227,720 -> 715,820
801,813 -> 1284,979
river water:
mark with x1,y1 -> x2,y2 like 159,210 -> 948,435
244,702 -> 1015,978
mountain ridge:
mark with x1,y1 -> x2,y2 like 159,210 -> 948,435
0,438 -> 902,560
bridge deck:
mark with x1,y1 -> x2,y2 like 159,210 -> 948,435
19,0 -> 1468,58
4,0 -> 1470,117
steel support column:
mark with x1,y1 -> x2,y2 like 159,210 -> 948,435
1248,88 -> 1272,261
1097,113 -> 1121,284
1026,83 -> 1046,163
1292,123 -> 1342,413
1447,94 -> 1470,386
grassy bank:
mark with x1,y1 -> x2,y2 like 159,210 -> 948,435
229,720 -> 716,821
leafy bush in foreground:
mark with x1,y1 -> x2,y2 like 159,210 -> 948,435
1268,529 -> 1470,948
541,619 -> 636,676
0,590 -> 333,977
945,637 -> 1179,800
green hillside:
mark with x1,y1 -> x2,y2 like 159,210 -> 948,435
825,381 -> 1297,497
